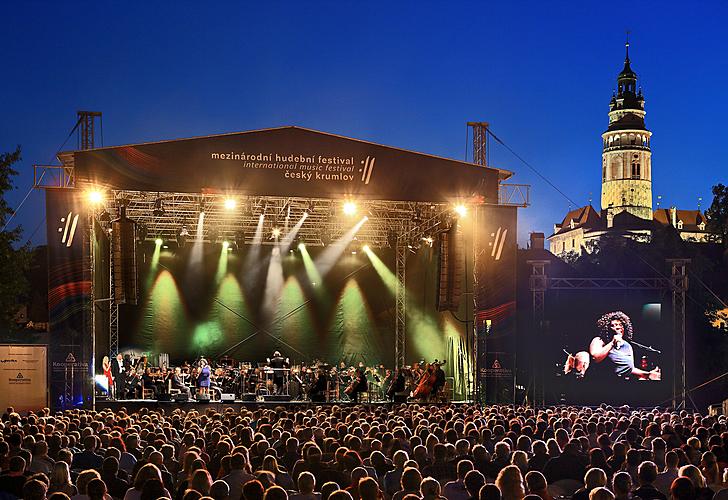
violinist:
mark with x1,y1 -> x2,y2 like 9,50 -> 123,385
432,360 -> 446,397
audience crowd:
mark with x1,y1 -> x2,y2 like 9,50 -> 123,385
1,404 -> 727,500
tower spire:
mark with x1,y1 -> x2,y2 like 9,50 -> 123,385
625,30 -> 631,62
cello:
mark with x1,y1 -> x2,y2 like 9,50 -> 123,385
412,359 -> 446,399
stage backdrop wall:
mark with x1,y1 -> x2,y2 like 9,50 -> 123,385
117,242 -> 470,397
0,345 -> 47,412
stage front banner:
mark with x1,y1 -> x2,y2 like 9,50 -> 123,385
0,345 -> 48,412
73,126 -> 503,203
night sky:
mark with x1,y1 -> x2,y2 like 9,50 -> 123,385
2,1 -> 726,246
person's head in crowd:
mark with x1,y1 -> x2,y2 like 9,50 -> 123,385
321,482 -> 341,500
637,461 -> 659,486
612,472 -> 632,499
665,451 -> 680,470
182,489 -> 203,500
678,465 -> 707,489
76,469 -> 101,496
265,485 -> 289,500
243,479 -> 266,500
457,459 -> 475,480
298,471 -> 316,495
191,468 -> 213,495
50,460 -> 74,488
465,470 -> 487,499
22,479 -> 48,500
401,466 -> 423,493
420,476 -> 442,500
359,476 -> 382,500
209,480 -> 230,500
48,493 -> 71,500
86,478 -> 107,500
496,465 -> 524,500
329,491 -> 354,500
670,477 -> 695,500
589,487 -> 615,500
479,484 -> 502,500
584,468 -> 608,491
140,478 -> 167,500
524,471 -> 547,497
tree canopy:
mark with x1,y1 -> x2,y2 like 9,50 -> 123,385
0,147 -> 30,327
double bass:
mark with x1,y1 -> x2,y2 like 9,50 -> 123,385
412,359 -> 446,399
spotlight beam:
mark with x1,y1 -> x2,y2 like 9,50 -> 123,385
313,217 -> 368,278
280,213 -> 308,253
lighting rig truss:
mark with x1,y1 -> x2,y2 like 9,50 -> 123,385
98,190 -> 456,248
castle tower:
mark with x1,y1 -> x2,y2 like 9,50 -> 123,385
600,42 -> 653,220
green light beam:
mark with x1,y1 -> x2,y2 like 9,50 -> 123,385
363,246 -> 397,295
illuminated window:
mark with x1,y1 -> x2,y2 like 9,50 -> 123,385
677,220 -> 683,230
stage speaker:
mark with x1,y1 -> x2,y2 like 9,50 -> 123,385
240,393 -> 256,402
157,393 -> 172,402
173,393 -> 189,402
196,394 -> 211,403
112,209 -> 138,305
262,394 -> 292,402
220,393 -> 235,402
436,225 -> 464,311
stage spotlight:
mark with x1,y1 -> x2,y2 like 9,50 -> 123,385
306,200 -> 315,215
222,240 -> 232,251
362,244 -> 370,252
298,242 -> 306,251
454,204 -> 468,217
412,207 -> 422,224
343,201 -> 357,216
271,227 -> 282,239
137,224 -> 148,242
387,230 -> 398,248
422,236 -> 434,247
235,230 -> 246,249
224,198 -> 237,210
177,225 -> 189,248
155,237 -> 163,246
87,190 -> 104,204
208,226 -> 219,243
153,196 -> 165,217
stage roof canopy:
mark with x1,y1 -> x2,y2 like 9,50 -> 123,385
63,126 -> 511,203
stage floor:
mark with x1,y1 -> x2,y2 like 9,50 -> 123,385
95,398 -> 471,412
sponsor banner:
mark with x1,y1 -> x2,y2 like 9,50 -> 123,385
46,190 -> 94,409
74,127 -> 500,203
0,345 -> 47,412
477,351 -> 515,404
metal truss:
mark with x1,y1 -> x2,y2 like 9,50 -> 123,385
498,183 -> 531,207
395,241 -> 407,369
550,277 -> 669,290
109,238 -> 119,357
33,165 -> 75,189
668,259 -> 690,408
99,190 -> 454,249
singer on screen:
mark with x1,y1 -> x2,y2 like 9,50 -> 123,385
589,311 -> 661,380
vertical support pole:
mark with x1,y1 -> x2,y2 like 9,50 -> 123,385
88,212 -> 96,410
527,260 -> 549,407
395,240 -> 406,370
109,231 -> 119,357
668,258 -> 689,408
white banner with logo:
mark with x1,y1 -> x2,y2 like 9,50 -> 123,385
0,345 -> 48,412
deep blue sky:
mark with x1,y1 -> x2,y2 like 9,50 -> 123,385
2,1 -> 726,246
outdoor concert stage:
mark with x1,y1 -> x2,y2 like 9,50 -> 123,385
40,125 -> 522,411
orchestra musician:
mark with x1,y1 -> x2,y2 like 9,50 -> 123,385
308,368 -> 328,402
345,364 -> 368,402
386,367 -> 406,401
170,367 -> 191,398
